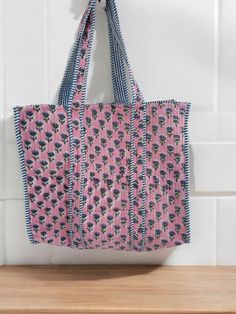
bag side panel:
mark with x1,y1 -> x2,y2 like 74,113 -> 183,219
144,101 -> 191,250
15,104 -> 71,247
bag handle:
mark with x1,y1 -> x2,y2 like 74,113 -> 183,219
105,0 -> 144,103
107,2 -> 129,103
58,1 -> 129,105
57,2 -> 94,107
81,0 -> 144,105
58,0 -> 144,107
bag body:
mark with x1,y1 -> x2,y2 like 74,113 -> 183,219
13,0 -> 191,251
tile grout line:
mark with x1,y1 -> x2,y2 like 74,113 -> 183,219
213,0 -> 220,114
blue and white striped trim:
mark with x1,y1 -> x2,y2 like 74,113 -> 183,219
128,104 -> 136,248
106,2 -> 138,101
59,1 -> 129,106
66,104 -> 76,248
141,102 -> 147,250
108,25 -> 128,103
58,3 -> 94,107
13,106 -> 38,245
108,1 -> 129,103
57,25 -> 84,106
183,102 -> 191,243
107,5 -> 129,103
78,2 -> 97,249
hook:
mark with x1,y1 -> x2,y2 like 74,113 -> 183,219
98,0 -> 106,9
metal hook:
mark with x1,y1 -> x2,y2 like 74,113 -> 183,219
98,0 -> 106,9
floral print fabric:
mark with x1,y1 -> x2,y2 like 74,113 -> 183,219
15,99 -> 190,251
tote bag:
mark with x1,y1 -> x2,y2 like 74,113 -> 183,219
13,0 -> 191,251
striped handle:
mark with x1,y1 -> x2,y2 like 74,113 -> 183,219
58,0 -> 95,107
58,0 -> 144,107
105,0 -> 144,104
107,2 -> 129,103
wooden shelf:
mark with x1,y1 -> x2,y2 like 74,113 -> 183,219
0,266 -> 236,313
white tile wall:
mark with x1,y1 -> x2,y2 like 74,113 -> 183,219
191,143 -> 236,192
219,0 -> 236,110
119,0 -> 215,110
216,198 -> 236,265
0,0 -> 3,142
0,0 -> 235,265
4,200 -> 51,265
0,143 -> 4,196
5,143 -> 23,197
4,0 -> 46,137
0,202 -> 4,265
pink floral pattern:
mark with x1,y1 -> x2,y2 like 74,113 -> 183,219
16,99 -> 190,251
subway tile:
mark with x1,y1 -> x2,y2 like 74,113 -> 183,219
164,197 -> 216,265
0,142 -> 3,194
0,0 -> 3,142
52,197 -> 215,265
4,0 -> 46,121
4,200 -> 51,265
0,1 -> 4,265
0,201 -> 4,265
190,111 -> 236,142
216,198 -> 236,265
47,0 -> 86,104
189,112 -> 217,142
5,112 -> 16,143
219,0 -> 236,110
217,112 -> 236,141
48,0 -> 113,104
5,143 -> 23,196
117,0 -> 215,110
191,143 -> 236,192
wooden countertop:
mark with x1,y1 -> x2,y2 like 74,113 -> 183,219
0,266 -> 236,313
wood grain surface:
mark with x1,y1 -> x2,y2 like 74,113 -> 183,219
0,266 -> 236,313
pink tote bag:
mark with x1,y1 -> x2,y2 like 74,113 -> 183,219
13,0 -> 191,251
